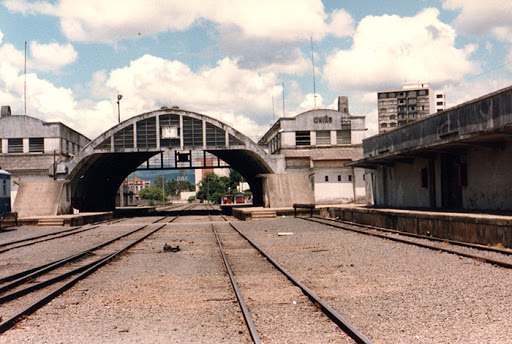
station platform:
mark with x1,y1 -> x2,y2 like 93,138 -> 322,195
233,204 -> 512,249
230,205 -> 323,221
326,205 -> 512,249
18,212 -> 113,227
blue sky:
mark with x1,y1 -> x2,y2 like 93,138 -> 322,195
1,0 -> 511,140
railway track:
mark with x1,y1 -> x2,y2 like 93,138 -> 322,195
208,213 -> 372,343
0,218 -> 127,254
301,216 -> 512,270
0,214 -> 189,333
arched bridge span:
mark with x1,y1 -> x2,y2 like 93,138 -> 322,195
67,108 -> 284,212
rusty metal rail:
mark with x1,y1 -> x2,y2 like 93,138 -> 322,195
0,223 -> 167,333
212,218 -> 373,344
302,216 -> 512,270
0,217 -> 131,254
0,213 -> 191,334
212,224 -> 262,344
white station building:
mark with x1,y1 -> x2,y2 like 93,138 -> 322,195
258,96 -> 366,204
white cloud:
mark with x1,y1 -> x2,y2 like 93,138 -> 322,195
0,29 -> 3,43
103,55 -> 281,137
298,93 -> 325,112
0,36 -> 285,139
443,0 -> 512,41
508,49 -> 512,72
4,0 -> 353,43
439,78 -> 512,108
328,9 -> 355,37
322,8 -> 479,91
30,42 -> 77,71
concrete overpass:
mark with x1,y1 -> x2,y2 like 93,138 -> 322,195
66,108 -> 286,212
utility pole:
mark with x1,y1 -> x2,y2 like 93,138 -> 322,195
24,41 -> 27,116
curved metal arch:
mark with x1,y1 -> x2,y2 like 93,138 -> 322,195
69,108 -> 274,178
66,108 -> 284,212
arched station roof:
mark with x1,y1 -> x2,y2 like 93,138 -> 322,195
67,108 -> 283,211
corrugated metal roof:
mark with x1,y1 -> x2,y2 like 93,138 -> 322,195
0,155 -> 56,173
282,147 -> 363,161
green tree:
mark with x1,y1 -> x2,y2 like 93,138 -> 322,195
154,177 -> 196,198
139,186 -> 164,200
196,172 -> 229,203
227,169 -> 243,193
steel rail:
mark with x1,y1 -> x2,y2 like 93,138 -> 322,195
228,222 -> 373,344
0,226 -> 84,248
0,223 -> 166,334
0,214 -> 178,287
0,217 -> 130,254
212,224 -> 262,344
0,224 -> 148,289
0,226 -> 100,254
318,216 -> 512,256
302,216 -> 512,270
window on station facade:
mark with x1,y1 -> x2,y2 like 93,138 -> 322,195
295,131 -> 310,146
96,137 -> 112,150
336,130 -> 351,144
337,175 -> 341,182
8,138 -> 23,153
182,117 -> 203,147
160,114 -> 180,148
325,175 -> 329,182
228,134 -> 245,146
270,134 -> 280,153
29,137 -> 44,153
114,124 -> 134,149
137,117 -> 157,148
206,123 -> 226,147
316,130 -> 330,146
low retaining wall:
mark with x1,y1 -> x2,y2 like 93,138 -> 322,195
324,206 -> 512,248
232,207 -> 321,221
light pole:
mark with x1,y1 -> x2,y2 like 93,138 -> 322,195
117,94 -> 123,123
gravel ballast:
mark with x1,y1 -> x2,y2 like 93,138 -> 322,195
1,214 -> 511,343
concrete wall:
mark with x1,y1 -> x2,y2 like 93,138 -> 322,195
464,142 -> 512,210
326,206 -> 512,248
368,142 -> 512,211
374,159 -> 431,208
261,173 -> 314,208
14,180 -> 69,217
0,115 -> 89,154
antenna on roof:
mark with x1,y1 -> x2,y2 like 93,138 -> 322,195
311,36 -> 317,109
24,41 -> 27,116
